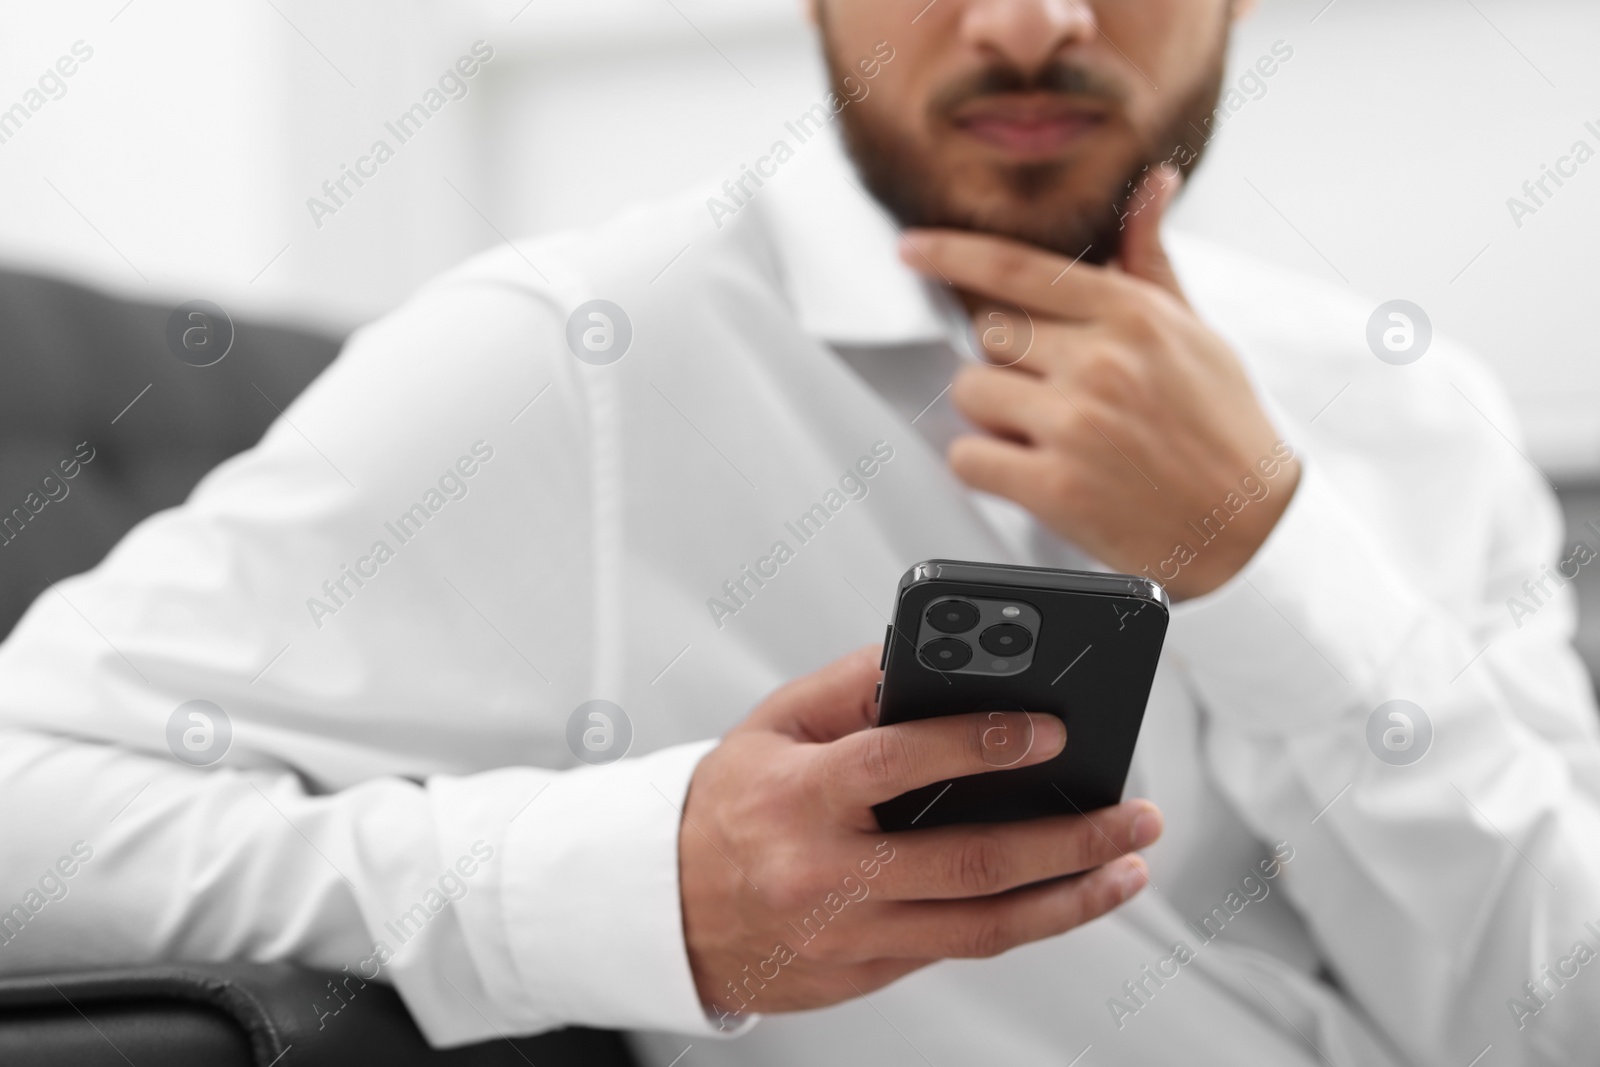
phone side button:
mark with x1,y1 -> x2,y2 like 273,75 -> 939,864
881,627 -> 892,669
875,682 -> 882,704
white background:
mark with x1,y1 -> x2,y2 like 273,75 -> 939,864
1,0 -> 1596,474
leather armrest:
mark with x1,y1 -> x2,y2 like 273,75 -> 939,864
0,963 -> 636,1067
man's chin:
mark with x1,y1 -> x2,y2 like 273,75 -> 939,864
908,190 -> 1129,264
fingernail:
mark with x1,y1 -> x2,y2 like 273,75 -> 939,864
1119,861 -> 1148,900
1130,808 -> 1162,849
1030,713 -> 1066,755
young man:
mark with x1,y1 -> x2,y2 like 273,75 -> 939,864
1,2 -> 1596,1064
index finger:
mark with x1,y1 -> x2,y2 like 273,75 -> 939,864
900,229 -> 1133,321
818,710 -> 1067,812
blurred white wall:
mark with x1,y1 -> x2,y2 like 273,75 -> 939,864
1185,0 -> 1600,479
1,0 -> 1596,473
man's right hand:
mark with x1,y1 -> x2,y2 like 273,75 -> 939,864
679,644 -> 1162,1024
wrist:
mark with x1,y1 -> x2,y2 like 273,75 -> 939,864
1166,456 -> 1302,599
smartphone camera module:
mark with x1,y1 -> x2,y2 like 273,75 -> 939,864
911,596 -> 1041,677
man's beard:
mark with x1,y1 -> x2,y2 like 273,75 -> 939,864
824,42 -> 1227,265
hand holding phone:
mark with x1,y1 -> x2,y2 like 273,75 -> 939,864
679,646 -> 1161,1024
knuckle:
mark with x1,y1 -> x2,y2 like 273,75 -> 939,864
759,852 -> 814,912
1036,406 -> 1081,450
1117,305 -> 1165,347
951,833 -> 1010,896
961,913 -> 1014,959
858,728 -> 911,790
1063,822 -> 1103,871
964,714 -> 997,764
1078,349 -> 1145,404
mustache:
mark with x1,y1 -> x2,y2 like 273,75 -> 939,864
930,61 -> 1127,116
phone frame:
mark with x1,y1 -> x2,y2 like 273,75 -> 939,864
873,559 -> 1170,831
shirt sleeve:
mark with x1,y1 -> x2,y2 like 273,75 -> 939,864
0,268 -> 731,1045
1167,420 -> 1600,1064
0,727 -> 719,1044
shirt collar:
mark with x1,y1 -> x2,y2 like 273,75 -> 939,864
754,127 -> 958,348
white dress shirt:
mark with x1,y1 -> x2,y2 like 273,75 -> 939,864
1,133 -> 1597,1067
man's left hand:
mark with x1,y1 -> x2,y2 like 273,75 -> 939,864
901,165 -> 1300,600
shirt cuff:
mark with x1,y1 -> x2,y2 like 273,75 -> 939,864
1164,458 -> 1431,735
502,738 -> 742,1036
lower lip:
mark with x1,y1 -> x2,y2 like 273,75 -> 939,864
956,115 -> 1100,158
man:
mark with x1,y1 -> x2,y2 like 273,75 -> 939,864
0,1 -> 1596,1064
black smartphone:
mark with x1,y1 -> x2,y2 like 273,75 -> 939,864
872,559 -> 1169,831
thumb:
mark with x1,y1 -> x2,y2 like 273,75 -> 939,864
1118,162 -> 1186,301
747,644 -> 883,743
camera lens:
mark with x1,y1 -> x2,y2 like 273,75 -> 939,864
926,599 -> 980,634
919,637 -> 973,671
979,623 -> 1033,657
